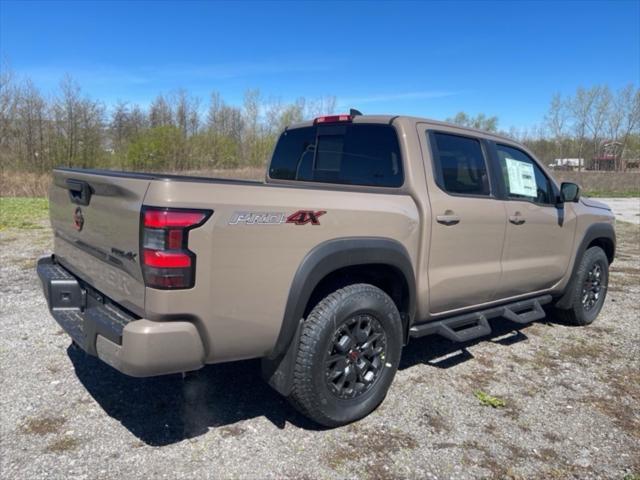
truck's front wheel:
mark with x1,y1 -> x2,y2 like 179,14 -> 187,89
288,284 -> 403,427
554,246 -> 610,326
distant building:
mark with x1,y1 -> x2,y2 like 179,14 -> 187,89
593,140 -> 622,171
549,158 -> 584,170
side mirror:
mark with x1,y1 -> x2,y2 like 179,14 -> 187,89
561,182 -> 581,203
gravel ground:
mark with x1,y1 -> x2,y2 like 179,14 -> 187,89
598,198 -> 640,225
1,213 -> 639,480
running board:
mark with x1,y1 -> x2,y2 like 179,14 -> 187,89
409,295 -> 552,343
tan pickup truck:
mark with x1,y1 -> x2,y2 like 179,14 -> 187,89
37,112 -> 615,426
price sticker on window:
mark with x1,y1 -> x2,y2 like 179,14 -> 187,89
505,158 -> 536,197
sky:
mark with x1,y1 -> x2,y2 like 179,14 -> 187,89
1,0 -> 639,129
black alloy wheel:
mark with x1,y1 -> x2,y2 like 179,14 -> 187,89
325,314 -> 387,399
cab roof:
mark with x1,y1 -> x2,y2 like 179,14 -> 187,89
287,114 -> 516,144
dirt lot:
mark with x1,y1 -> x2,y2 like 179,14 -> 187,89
0,205 -> 639,479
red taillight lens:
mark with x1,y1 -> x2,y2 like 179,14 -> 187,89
144,209 -> 208,228
143,249 -> 192,268
141,207 -> 212,289
314,114 -> 352,124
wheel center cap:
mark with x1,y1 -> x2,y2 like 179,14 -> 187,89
348,350 -> 359,361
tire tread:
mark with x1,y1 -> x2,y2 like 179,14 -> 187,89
288,284 -> 399,426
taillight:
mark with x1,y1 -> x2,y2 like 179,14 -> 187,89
141,207 -> 212,289
313,114 -> 352,124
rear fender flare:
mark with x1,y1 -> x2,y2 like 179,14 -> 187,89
262,237 -> 416,396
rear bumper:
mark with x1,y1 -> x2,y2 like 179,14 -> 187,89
37,255 -> 205,377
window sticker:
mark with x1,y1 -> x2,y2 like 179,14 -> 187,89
505,158 -> 536,197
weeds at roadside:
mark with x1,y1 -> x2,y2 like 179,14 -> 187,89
21,415 -> 66,435
325,424 -> 418,475
45,436 -> 81,453
474,390 -> 506,408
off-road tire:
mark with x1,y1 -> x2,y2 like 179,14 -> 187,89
554,246 -> 609,326
288,284 -> 403,427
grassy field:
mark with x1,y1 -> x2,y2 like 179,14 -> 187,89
581,190 -> 640,198
0,198 -> 49,230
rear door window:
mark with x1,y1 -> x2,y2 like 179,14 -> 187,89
430,132 -> 491,196
269,124 -> 403,187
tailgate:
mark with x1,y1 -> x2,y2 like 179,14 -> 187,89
49,169 -> 151,315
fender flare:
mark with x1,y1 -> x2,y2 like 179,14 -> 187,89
555,222 -> 616,309
262,237 -> 416,395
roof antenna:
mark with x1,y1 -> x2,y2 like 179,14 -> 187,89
350,108 -> 363,116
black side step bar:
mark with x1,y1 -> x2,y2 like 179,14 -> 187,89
409,295 -> 552,343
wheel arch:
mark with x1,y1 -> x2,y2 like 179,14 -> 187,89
262,237 -> 416,396
555,222 -> 616,309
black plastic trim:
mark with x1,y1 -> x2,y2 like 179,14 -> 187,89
410,294 -> 552,342
555,222 -> 616,309
66,179 -> 93,205
263,237 -> 416,395
37,256 -> 138,355
272,237 -> 416,358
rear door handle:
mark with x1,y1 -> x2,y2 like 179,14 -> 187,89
436,213 -> 460,226
509,214 -> 526,225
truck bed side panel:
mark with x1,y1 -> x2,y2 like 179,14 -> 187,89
143,181 -> 420,363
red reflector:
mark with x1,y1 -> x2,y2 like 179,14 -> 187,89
314,114 -> 352,124
144,209 -> 207,228
167,229 -> 183,249
143,249 -> 191,268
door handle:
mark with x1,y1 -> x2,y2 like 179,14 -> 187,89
66,179 -> 93,206
436,213 -> 460,226
509,214 -> 526,225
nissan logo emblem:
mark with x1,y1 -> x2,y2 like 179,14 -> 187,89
73,207 -> 84,231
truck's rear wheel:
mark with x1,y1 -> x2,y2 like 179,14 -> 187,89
288,284 -> 403,427
554,246 -> 609,326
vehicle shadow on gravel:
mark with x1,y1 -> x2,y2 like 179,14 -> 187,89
67,346 -> 320,446
68,317 -> 536,446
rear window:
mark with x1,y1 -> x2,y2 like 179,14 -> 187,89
269,124 -> 403,187
430,132 -> 490,196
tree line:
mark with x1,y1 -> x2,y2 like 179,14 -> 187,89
1,65 -> 638,175
0,68 -> 336,174
447,85 -> 640,170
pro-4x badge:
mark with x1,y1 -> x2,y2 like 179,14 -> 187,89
286,210 -> 326,225
228,210 -> 326,225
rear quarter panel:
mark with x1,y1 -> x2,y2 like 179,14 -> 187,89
143,180 -> 420,363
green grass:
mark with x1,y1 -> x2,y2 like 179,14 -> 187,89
474,390 -> 506,408
0,197 -> 49,230
583,190 -> 640,198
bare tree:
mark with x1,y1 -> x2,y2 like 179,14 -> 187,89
611,85 -> 640,170
149,94 -> 173,128
585,86 -> 612,163
172,89 -> 200,137
569,87 -> 600,171
545,93 -> 569,160
446,111 -> 499,132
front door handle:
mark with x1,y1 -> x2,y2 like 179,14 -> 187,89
436,212 -> 460,226
509,213 -> 526,225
